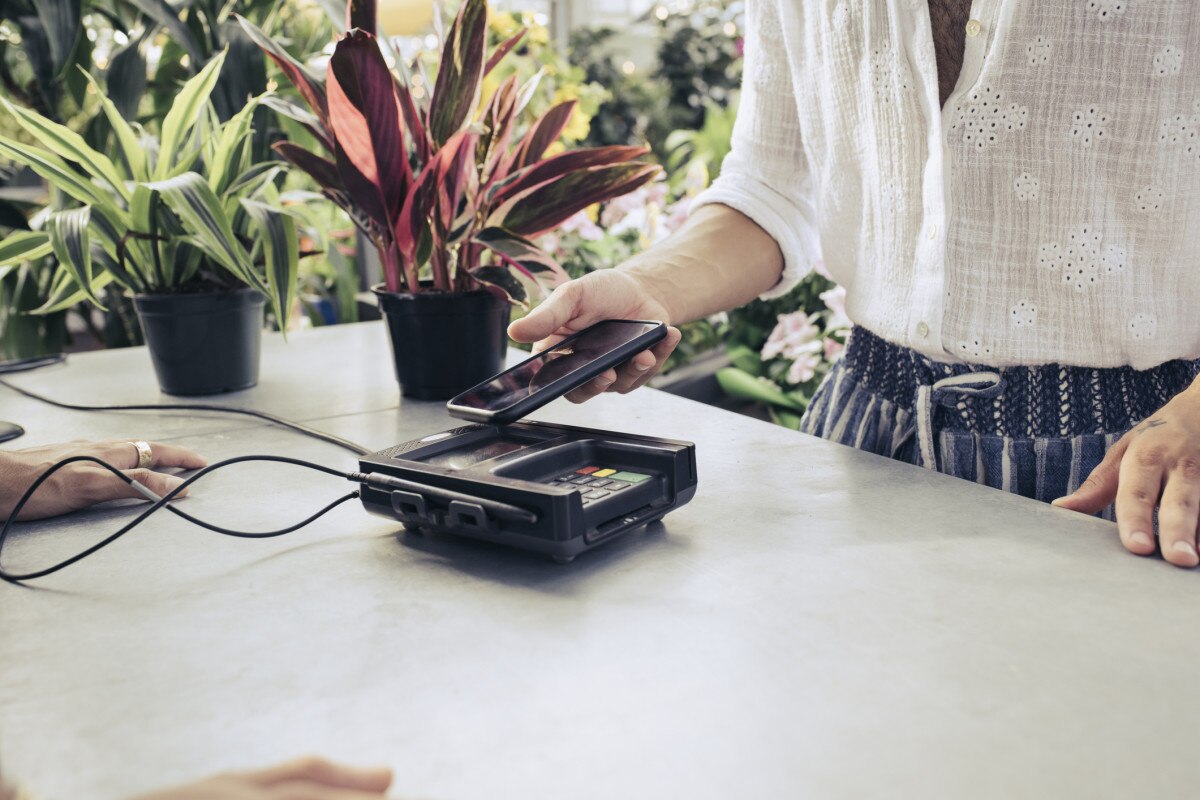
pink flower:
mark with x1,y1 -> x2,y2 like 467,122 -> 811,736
824,337 -> 844,362
818,285 -> 853,330
560,210 -> 603,241
761,311 -> 821,361
600,181 -> 669,228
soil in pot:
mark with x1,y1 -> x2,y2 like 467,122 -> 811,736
374,285 -> 510,400
133,287 -> 265,396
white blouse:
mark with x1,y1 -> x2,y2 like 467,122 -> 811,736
693,0 -> 1200,370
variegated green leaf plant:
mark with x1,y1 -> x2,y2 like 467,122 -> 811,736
0,50 -> 302,332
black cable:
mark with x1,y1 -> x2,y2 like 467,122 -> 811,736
0,454 -> 361,584
0,378 -> 374,456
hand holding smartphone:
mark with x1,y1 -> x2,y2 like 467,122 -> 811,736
447,320 -> 668,424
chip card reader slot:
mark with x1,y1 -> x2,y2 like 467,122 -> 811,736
363,472 -> 539,525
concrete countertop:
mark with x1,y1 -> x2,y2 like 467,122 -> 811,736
1,322 -> 1193,800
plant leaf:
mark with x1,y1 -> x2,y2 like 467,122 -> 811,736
240,198 -> 298,334
473,227 -> 565,280
155,50 -> 228,180
272,142 -> 343,192
105,36 -> 148,122
82,68 -> 147,182
0,231 -> 53,268
35,0 -> 82,76
236,15 -> 329,128
513,100 -> 577,170
46,207 -> 102,306
471,265 -> 527,306
489,145 -> 650,207
484,29 -> 525,77
0,95 -> 130,201
33,266 -> 115,315
427,0 -> 487,146
495,163 -> 661,238
395,157 -> 440,267
209,93 -> 265,195
147,172 -> 261,291
327,30 -> 409,222
716,367 -> 807,410
123,0 -> 205,68
260,95 -> 334,151
0,136 -> 123,220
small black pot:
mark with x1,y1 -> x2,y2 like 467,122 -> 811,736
133,288 -> 265,396
374,284 -> 510,400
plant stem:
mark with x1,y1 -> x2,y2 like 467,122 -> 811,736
430,248 -> 450,292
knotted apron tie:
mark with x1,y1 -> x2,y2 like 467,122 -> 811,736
911,371 -> 1005,469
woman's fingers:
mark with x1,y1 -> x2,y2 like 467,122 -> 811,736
1156,460 -> 1200,567
564,368 -> 617,403
242,756 -> 393,792
612,326 -> 683,394
1115,446 -> 1164,558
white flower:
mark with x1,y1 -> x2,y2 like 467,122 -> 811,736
785,349 -> 823,385
818,285 -> 853,330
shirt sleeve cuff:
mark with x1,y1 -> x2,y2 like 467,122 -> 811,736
690,180 -> 821,300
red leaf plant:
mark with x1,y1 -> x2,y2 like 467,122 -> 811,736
239,0 -> 659,305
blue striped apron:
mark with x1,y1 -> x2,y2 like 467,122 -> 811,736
799,327 -> 1200,519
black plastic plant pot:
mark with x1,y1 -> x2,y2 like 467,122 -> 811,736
374,284 -> 510,400
133,288 -> 265,396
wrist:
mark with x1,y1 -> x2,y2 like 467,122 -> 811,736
617,259 -> 678,325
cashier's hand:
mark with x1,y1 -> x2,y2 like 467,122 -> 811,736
130,757 -> 393,800
1053,385 -> 1200,568
0,439 -> 207,521
508,270 -> 682,403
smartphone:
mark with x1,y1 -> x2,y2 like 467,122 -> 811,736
446,319 -> 668,424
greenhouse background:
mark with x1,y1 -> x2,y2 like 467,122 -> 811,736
0,0 -> 846,426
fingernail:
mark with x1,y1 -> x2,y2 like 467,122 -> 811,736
1050,496 -> 1068,507
1131,531 -> 1153,548
596,376 -> 614,387
1172,540 -> 1197,558
633,361 -> 651,372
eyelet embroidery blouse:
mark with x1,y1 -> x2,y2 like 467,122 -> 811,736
692,0 -> 1200,370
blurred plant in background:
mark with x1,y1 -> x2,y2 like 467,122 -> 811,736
0,0 -> 847,430
651,0 -> 743,137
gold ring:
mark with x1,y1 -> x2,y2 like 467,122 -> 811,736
131,440 -> 153,470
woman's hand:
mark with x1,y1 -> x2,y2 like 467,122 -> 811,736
130,756 -> 393,799
1053,384 -> 1200,567
0,439 -> 208,521
508,269 -> 682,403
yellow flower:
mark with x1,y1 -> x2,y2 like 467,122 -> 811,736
488,10 -> 519,35
544,140 -> 566,157
528,24 -> 550,46
562,109 -> 590,142
552,86 -> 579,103
585,204 -> 600,222
481,72 -> 500,108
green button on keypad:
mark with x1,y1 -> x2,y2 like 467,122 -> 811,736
608,470 -> 651,483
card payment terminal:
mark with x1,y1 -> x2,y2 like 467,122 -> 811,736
357,320 -> 698,562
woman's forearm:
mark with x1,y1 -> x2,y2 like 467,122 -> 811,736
619,203 -> 786,325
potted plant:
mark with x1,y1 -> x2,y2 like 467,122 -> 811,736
0,52 -> 303,395
240,0 -> 660,399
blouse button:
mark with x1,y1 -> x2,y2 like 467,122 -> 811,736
916,321 -> 930,338
965,19 -> 982,37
